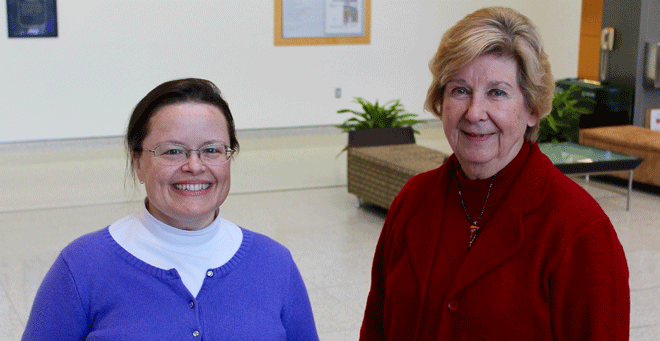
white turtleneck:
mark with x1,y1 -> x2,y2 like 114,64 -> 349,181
108,204 -> 243,297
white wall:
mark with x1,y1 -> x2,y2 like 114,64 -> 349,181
0,0 -> 582,142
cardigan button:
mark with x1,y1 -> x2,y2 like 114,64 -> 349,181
193,330 -> 200,337
447,300 -> 459,311
206,270 -> 214,277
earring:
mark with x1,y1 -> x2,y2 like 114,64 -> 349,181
139,180 -> 144,184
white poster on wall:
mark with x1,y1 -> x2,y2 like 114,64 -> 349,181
325,0 -> 363,35
649,109 -> 660,132
281,0 -> 324,38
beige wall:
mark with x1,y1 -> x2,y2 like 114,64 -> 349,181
0,0 -> 582,142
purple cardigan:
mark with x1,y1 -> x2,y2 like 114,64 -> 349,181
23,227 -> 318,340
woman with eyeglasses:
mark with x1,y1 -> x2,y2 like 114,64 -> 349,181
22,78 -> 319,340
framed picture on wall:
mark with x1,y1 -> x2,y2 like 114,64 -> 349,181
275,0 -> 371,46
6,0 -> 58,38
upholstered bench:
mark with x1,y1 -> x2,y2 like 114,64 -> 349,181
347,144 -> 449,208
579,125 -> 660,187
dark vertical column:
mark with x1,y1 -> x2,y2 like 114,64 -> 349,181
602,0 -> 660,127
637,0 -> 660,125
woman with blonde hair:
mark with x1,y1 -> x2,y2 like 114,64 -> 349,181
360,7 -> 629,340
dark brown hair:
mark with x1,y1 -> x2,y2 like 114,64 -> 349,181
125,78 -> 239,174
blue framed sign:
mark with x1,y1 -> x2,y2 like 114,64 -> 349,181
7,0 -> 58,38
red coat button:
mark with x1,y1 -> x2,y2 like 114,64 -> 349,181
447,300 -> 459,311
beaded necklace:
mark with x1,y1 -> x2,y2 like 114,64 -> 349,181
456,168 -> 499,251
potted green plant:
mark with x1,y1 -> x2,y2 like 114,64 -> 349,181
335,97 -> 426,153
538,84 -> 594,143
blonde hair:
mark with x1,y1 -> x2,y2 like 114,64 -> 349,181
424,7 -> 554,141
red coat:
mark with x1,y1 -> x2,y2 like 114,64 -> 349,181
360,143 -> 630,340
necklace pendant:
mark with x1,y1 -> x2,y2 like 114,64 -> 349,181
468,225 -> 479,251
456,169 -> 498,252
469,225 -> 479,238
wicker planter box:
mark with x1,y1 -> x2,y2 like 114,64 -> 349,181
347,144 -> 449,209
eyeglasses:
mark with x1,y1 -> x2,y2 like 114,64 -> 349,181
141,143 -> 235,166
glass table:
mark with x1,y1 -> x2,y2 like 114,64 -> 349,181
539,142 -> 644,210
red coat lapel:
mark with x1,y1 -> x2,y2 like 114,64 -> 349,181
403,158 -> 453,299
447,203 -> 524,298
449,143 -> 552,297
404,143 -> 554,301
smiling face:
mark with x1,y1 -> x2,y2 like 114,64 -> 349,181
134,102 -> 231,230
441,54 -> 537,179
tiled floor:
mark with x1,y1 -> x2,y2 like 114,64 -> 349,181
1,124 -> 658,340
